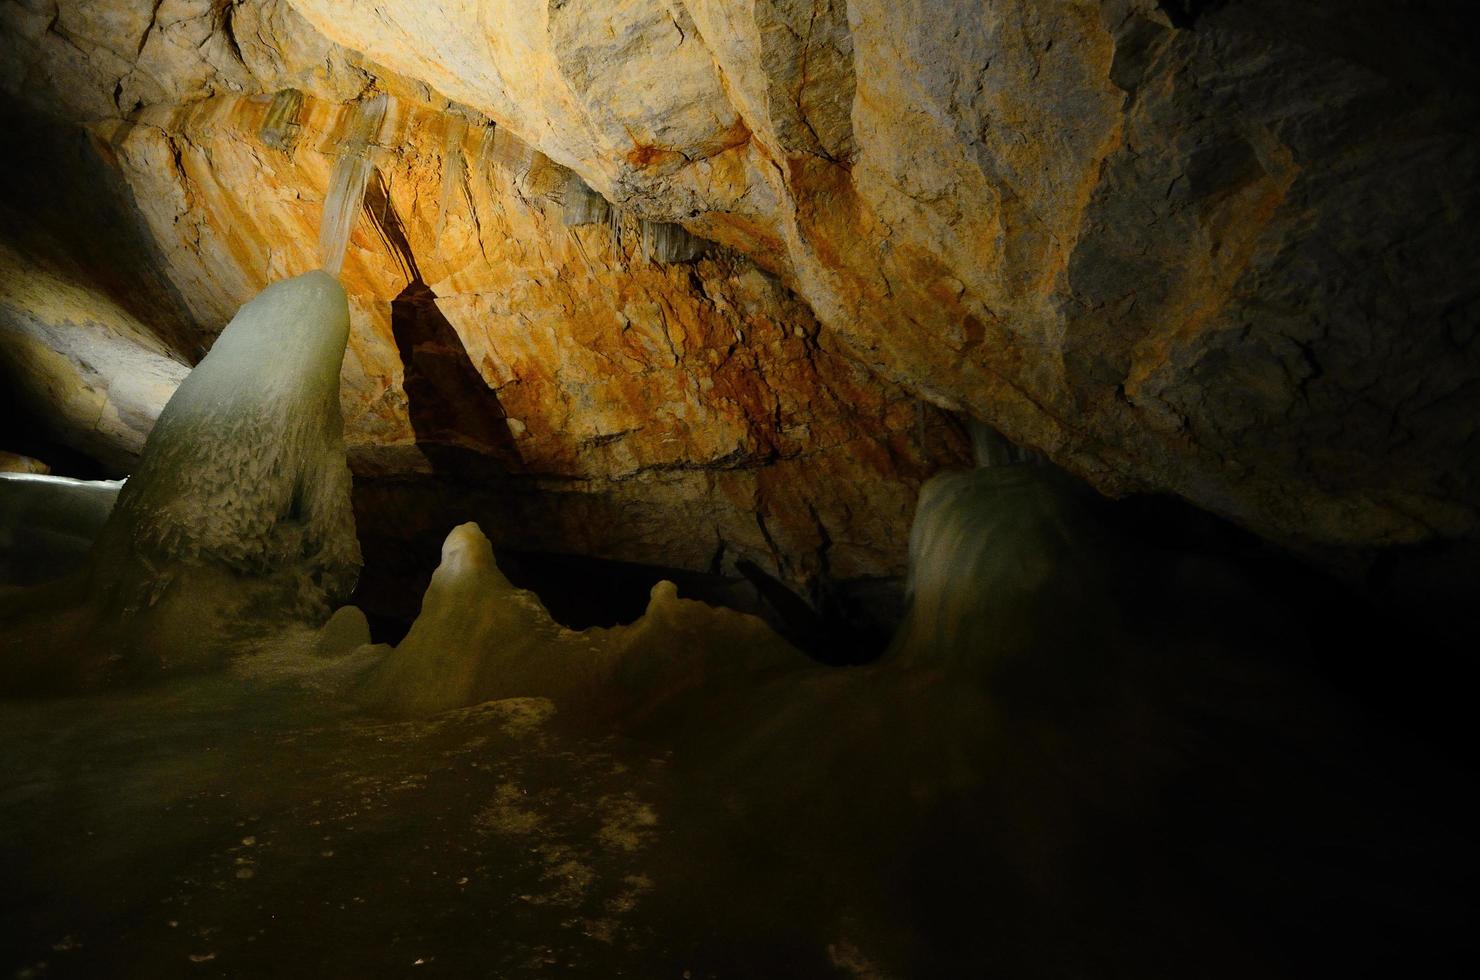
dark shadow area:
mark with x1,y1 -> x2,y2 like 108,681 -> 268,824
0,375 -> 109,480
735,558 -> 893,666
1094,488 -> 1480,771
363,170 -> 524,481
498,551 -> 756,629
389,281 -> 525,479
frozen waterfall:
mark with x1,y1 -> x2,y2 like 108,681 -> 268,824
318,93 -> 388,277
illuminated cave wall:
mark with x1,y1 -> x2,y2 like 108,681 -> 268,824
2,0 -> 1477,626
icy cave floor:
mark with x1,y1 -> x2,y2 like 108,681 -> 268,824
3,629 -> 1479,980
0,657 -> 784,979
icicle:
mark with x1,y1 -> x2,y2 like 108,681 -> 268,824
559,171 -> 611,226
609,206 -> 627,255
638,219 -> 709,264
487,125 -> 538,183
318,93 -> 388,278
434,114 -> 468,240
259,88 -> 304,154
474,121 -> 498,175
969,419 -> 1042,467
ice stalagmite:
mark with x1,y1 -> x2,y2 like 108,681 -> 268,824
359,523 -> 797,719
91,271 -> 361,615
886,422 -> 1107,674
319,93 -> 388,277
1,273 -> 361,690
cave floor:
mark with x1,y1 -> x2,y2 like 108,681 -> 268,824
3,628 -> 1478,979
0,658 -> 836,979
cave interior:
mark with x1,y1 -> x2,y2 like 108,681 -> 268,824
1,1 -> 1478,977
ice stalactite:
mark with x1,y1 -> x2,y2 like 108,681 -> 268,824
259,88 -> 305,155
608,206 -> 624,251
473,120 -> 498,175
605,210 -> 709,264
559,171 -> 611,226
638,219 -> 708,264
357,522 -> 797,719
0,273 -> 361,690
434,114 -> 468,240
485,124 -> 538,184
969,420 -> 1042,468
318,93 -> 388,277
474,122 -> 614,228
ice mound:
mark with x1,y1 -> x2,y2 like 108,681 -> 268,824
90,270 -> 361,614
359,522 -> 798,719
1,271 -> 360,691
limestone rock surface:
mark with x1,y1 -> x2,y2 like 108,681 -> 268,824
2,0 -> 1478,586
284,0 -> 1480,553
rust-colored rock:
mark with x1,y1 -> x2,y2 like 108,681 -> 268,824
1,42 -> 967,598
2,0 -> 1478,585
281,0 -> 1480,554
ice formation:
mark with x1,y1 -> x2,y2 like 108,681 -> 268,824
90,270 -> 361,617
1,272 -> 361,689
559,172 -> 611,226
319,93 -> 388,277
638,219 -> 708,264
259,88 -> 306,154
484,124 -> 539,182
603,211 -> 709,264
359,522 -> 798,719
887,424 -> 1107,674
313,604 -> 372,658
434,114 -> 468,239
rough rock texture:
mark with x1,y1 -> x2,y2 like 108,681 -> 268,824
1,2 -> 967,603
115,91 -> 963,587
0,0 -> 368,120
2,0 -> 1478,588
282,0 -> 1480,554
0,239 -> 190,471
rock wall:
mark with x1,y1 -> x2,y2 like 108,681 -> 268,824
2,0 -> 1478,585
284,0 -> 1480,554
1,1 -> 968,602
